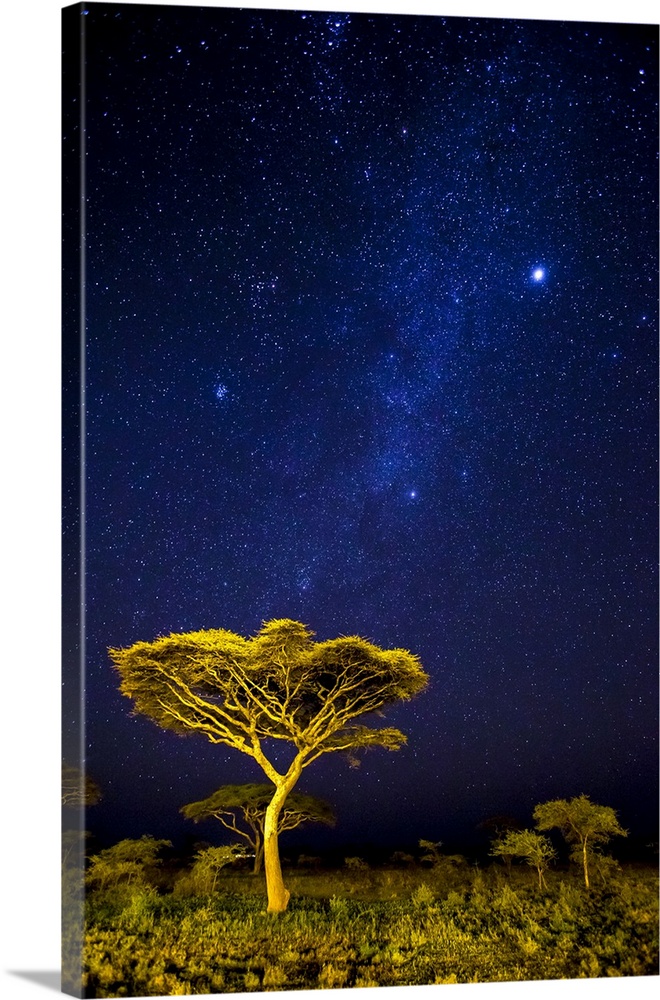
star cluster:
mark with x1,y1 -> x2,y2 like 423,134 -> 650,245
64,3 -> 658,850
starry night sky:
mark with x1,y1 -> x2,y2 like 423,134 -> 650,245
63,1 -> 658,856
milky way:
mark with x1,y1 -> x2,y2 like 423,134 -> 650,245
63,3 -> 658,852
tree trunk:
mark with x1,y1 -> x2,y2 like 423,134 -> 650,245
253,832 -> 263,875
262,766 -> 305,912
582,839 -> 590,890
263,785 -> 291,912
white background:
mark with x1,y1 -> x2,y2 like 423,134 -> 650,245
0,1 -> 656,998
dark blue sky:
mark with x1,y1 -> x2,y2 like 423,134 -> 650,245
63,1 -> 657,855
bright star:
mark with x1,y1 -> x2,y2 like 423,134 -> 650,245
531,267 -> 546,282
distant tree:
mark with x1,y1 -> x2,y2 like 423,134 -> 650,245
344,856 -> 369,870
189,844 -> 248,893
85,836 -> 171,892
491,829 -> 556,890
478,815 -> 524,874
110,618 -> 428,912
418,840 -> 465,873
533,795 -> 627,889
181,783 -> 335,874
418,839 -> 443,866
62,762 -> 102,808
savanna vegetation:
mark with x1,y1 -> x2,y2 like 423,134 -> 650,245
63,621 -> 658,996
73,788 -> 658,996
77,831 -> 658,997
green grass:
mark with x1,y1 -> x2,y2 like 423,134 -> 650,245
81,865 -> 658,997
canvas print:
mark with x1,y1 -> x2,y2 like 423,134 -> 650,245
62,1 -> 658,996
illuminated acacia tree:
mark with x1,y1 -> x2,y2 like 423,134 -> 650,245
491,829 -> 556,890
181,783 -> 335,875
110,618 -> 428,911
534,794 -> 627,890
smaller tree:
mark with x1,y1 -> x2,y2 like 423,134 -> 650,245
188,844 -> 248,893
344,856 -> 369,871
418,839 -> 443,866
533,795 -> 627,889
181,784 -> 335,874
85,836 -> 171,893
62,762 -> 102,808
491,829 -> 556,890
418,840 -> 466,872
477,815 -> 524,875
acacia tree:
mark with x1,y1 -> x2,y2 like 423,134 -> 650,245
533,794 -> 627,889
62,762 -> 102,808
491,829 -> 556,890
110,618 -> 428,912
478,815 -> 524,875
181,783 -> 335,874
189,845 -> 248,893
85,836 -> 171,892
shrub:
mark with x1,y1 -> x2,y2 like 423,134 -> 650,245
344,856 -> 369,870
318,962 -> 350,989
411,882 -> 435,907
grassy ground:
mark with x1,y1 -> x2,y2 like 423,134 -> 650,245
79,863 -> 658,997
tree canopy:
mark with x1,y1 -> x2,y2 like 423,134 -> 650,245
110,618 -> 428,910
181,783 -> 335,873
110,619 -> 426,762
187,845 -> 249,893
